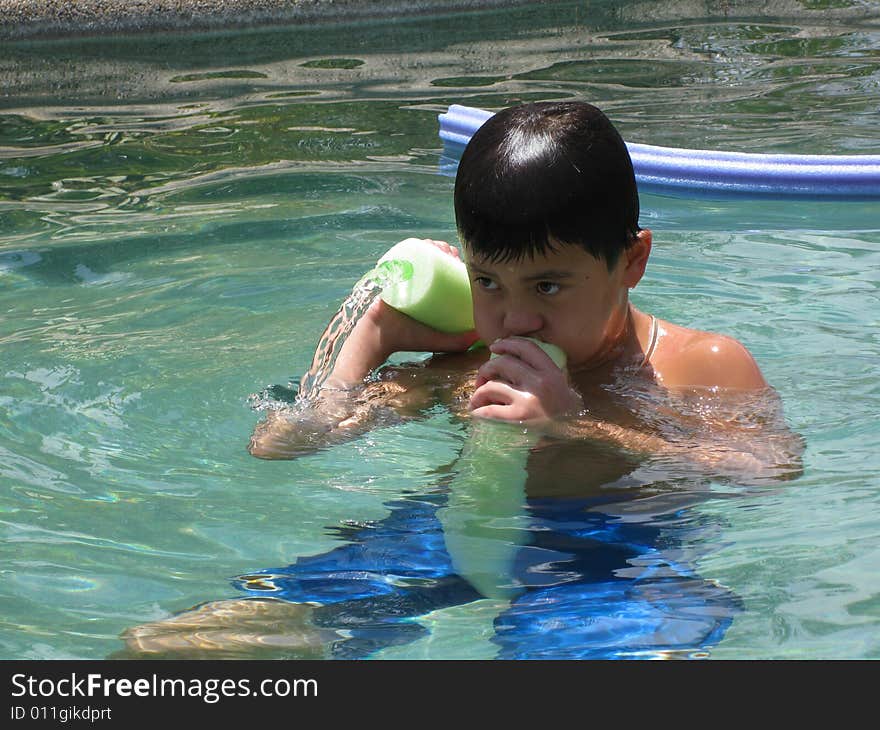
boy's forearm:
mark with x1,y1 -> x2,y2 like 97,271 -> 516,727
248,402 -> 374,459
322,312 -> 394,389
542,412 -> 803,485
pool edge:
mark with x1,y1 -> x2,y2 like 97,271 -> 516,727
0,0 -> 532,41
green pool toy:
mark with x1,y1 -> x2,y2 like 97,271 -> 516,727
439,420 -> 536,600
438,342 -> 564,599
376,238 -> 475,334
491,337 -> 567,369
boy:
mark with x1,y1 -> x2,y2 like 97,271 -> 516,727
120,101 -> 801,659
249,101 -> 789,472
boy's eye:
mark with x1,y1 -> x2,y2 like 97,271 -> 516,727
536,281 -> 561,295
475,276 -> 498,290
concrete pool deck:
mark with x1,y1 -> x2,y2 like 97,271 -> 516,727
0,0 -> 528,40
3,1 -> 875,41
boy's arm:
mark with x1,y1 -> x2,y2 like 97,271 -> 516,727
249,298 -> 478,460
321,298 -> 478,389
468,326 -> 798,483
544,387 -> 803,486
603,330 -> 803,482
619,328 -> 803,481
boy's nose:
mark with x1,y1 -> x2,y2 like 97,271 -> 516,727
502,309 -> 543,337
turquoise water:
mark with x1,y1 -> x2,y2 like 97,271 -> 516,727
1,1 -> 879,659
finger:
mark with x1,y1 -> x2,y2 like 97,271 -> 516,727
475,353 -> 535,389
489,337 -> 559,371
426,239 -> 460,259
470,404 -> 517,422
469,380 -> 516,410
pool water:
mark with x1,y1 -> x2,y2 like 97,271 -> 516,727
1,1 -> 879,659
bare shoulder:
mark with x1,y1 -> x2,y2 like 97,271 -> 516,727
651,319 -> 767,390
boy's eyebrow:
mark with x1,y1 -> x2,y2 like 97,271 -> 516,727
521,270 -> 576,282
467,263 -> 577,281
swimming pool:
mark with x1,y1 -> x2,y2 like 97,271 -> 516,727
1,1 -> 878,659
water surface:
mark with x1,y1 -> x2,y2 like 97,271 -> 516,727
1,0 -> 879,659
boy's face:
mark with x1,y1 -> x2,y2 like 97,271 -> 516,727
463,238 -> 646,369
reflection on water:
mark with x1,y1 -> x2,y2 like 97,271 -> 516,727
1,0 -> 879,660
3,3 -> 879,193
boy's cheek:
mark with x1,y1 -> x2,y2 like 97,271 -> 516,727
471,300 -> 502,335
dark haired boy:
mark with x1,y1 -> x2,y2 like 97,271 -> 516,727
250,101 -> 780,461
119,102 -> 801,659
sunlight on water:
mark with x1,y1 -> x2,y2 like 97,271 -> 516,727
247,257 -> 410,413
249,279 -> 382,410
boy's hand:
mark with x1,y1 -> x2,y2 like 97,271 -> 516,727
365,297 -> 478,356
420,238 -> 461,261
469,338 -> 583,422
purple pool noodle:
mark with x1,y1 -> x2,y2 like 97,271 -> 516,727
438,104 -> 880,200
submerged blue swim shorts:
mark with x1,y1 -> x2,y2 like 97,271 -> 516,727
234,491 -> 740,659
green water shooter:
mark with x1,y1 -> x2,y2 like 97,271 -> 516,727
491,337 -> 567,369
374,238 -> 475,334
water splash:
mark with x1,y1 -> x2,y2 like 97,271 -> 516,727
249,259 -> 411,411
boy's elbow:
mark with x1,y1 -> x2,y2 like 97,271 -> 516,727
247,435 -> 315,460
247,417 -> 297,460
248,423 -> 322,460
247,435 -> 279,460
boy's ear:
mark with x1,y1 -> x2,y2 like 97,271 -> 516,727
622,229 -> 651,288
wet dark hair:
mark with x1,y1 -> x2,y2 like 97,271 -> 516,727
454,101 -> 641,270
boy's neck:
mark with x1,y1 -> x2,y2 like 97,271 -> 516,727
570,304 -> 649,384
